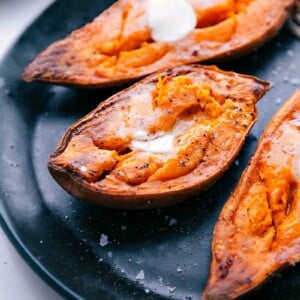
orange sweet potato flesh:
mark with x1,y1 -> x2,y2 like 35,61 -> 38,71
48,65 -> 269,209
22,0 -> 294,88
202,91 -> 300,300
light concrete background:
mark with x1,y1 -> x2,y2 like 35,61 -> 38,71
0,1 -> 63,299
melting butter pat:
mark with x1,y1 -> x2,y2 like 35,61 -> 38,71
146,0 -> 197,42
131,130 -> 174,154
130,120 -> 194,154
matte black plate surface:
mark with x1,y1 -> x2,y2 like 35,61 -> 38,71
0,1 -> 300,299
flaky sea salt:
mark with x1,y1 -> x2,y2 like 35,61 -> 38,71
136,270 -> 145,281
158,276 -> 163,286
100,234 -> 109,247
169,218 -> 178,226
167,286 -> 177,293
80,165 -> 87,172
176,265 -> 182,273
291,118 -> 300,127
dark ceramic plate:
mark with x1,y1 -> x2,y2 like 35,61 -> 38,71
0,1 -> 300,299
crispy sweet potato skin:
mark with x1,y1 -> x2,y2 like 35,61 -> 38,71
22,0 -> 294,88
48,65 -> 269,209
203,91 -> 300,300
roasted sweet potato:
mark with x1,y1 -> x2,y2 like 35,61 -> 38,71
287,0 -> 300,38
203,91 -> 300,300
22,0 -> 294,88
48,65 -> 269,209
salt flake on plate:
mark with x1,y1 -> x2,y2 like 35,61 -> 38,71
169,218 -> 178,226
100,233 -> 109,247
136,270 -> 145,281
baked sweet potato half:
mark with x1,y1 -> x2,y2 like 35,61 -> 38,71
48,65 -> 269,209
203,90 -> 300,300
22,0 -> 294,88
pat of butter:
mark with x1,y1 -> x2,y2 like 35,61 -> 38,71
130,120 -> 194,154
146,0 -> 197,43
131,130 -> 174,154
